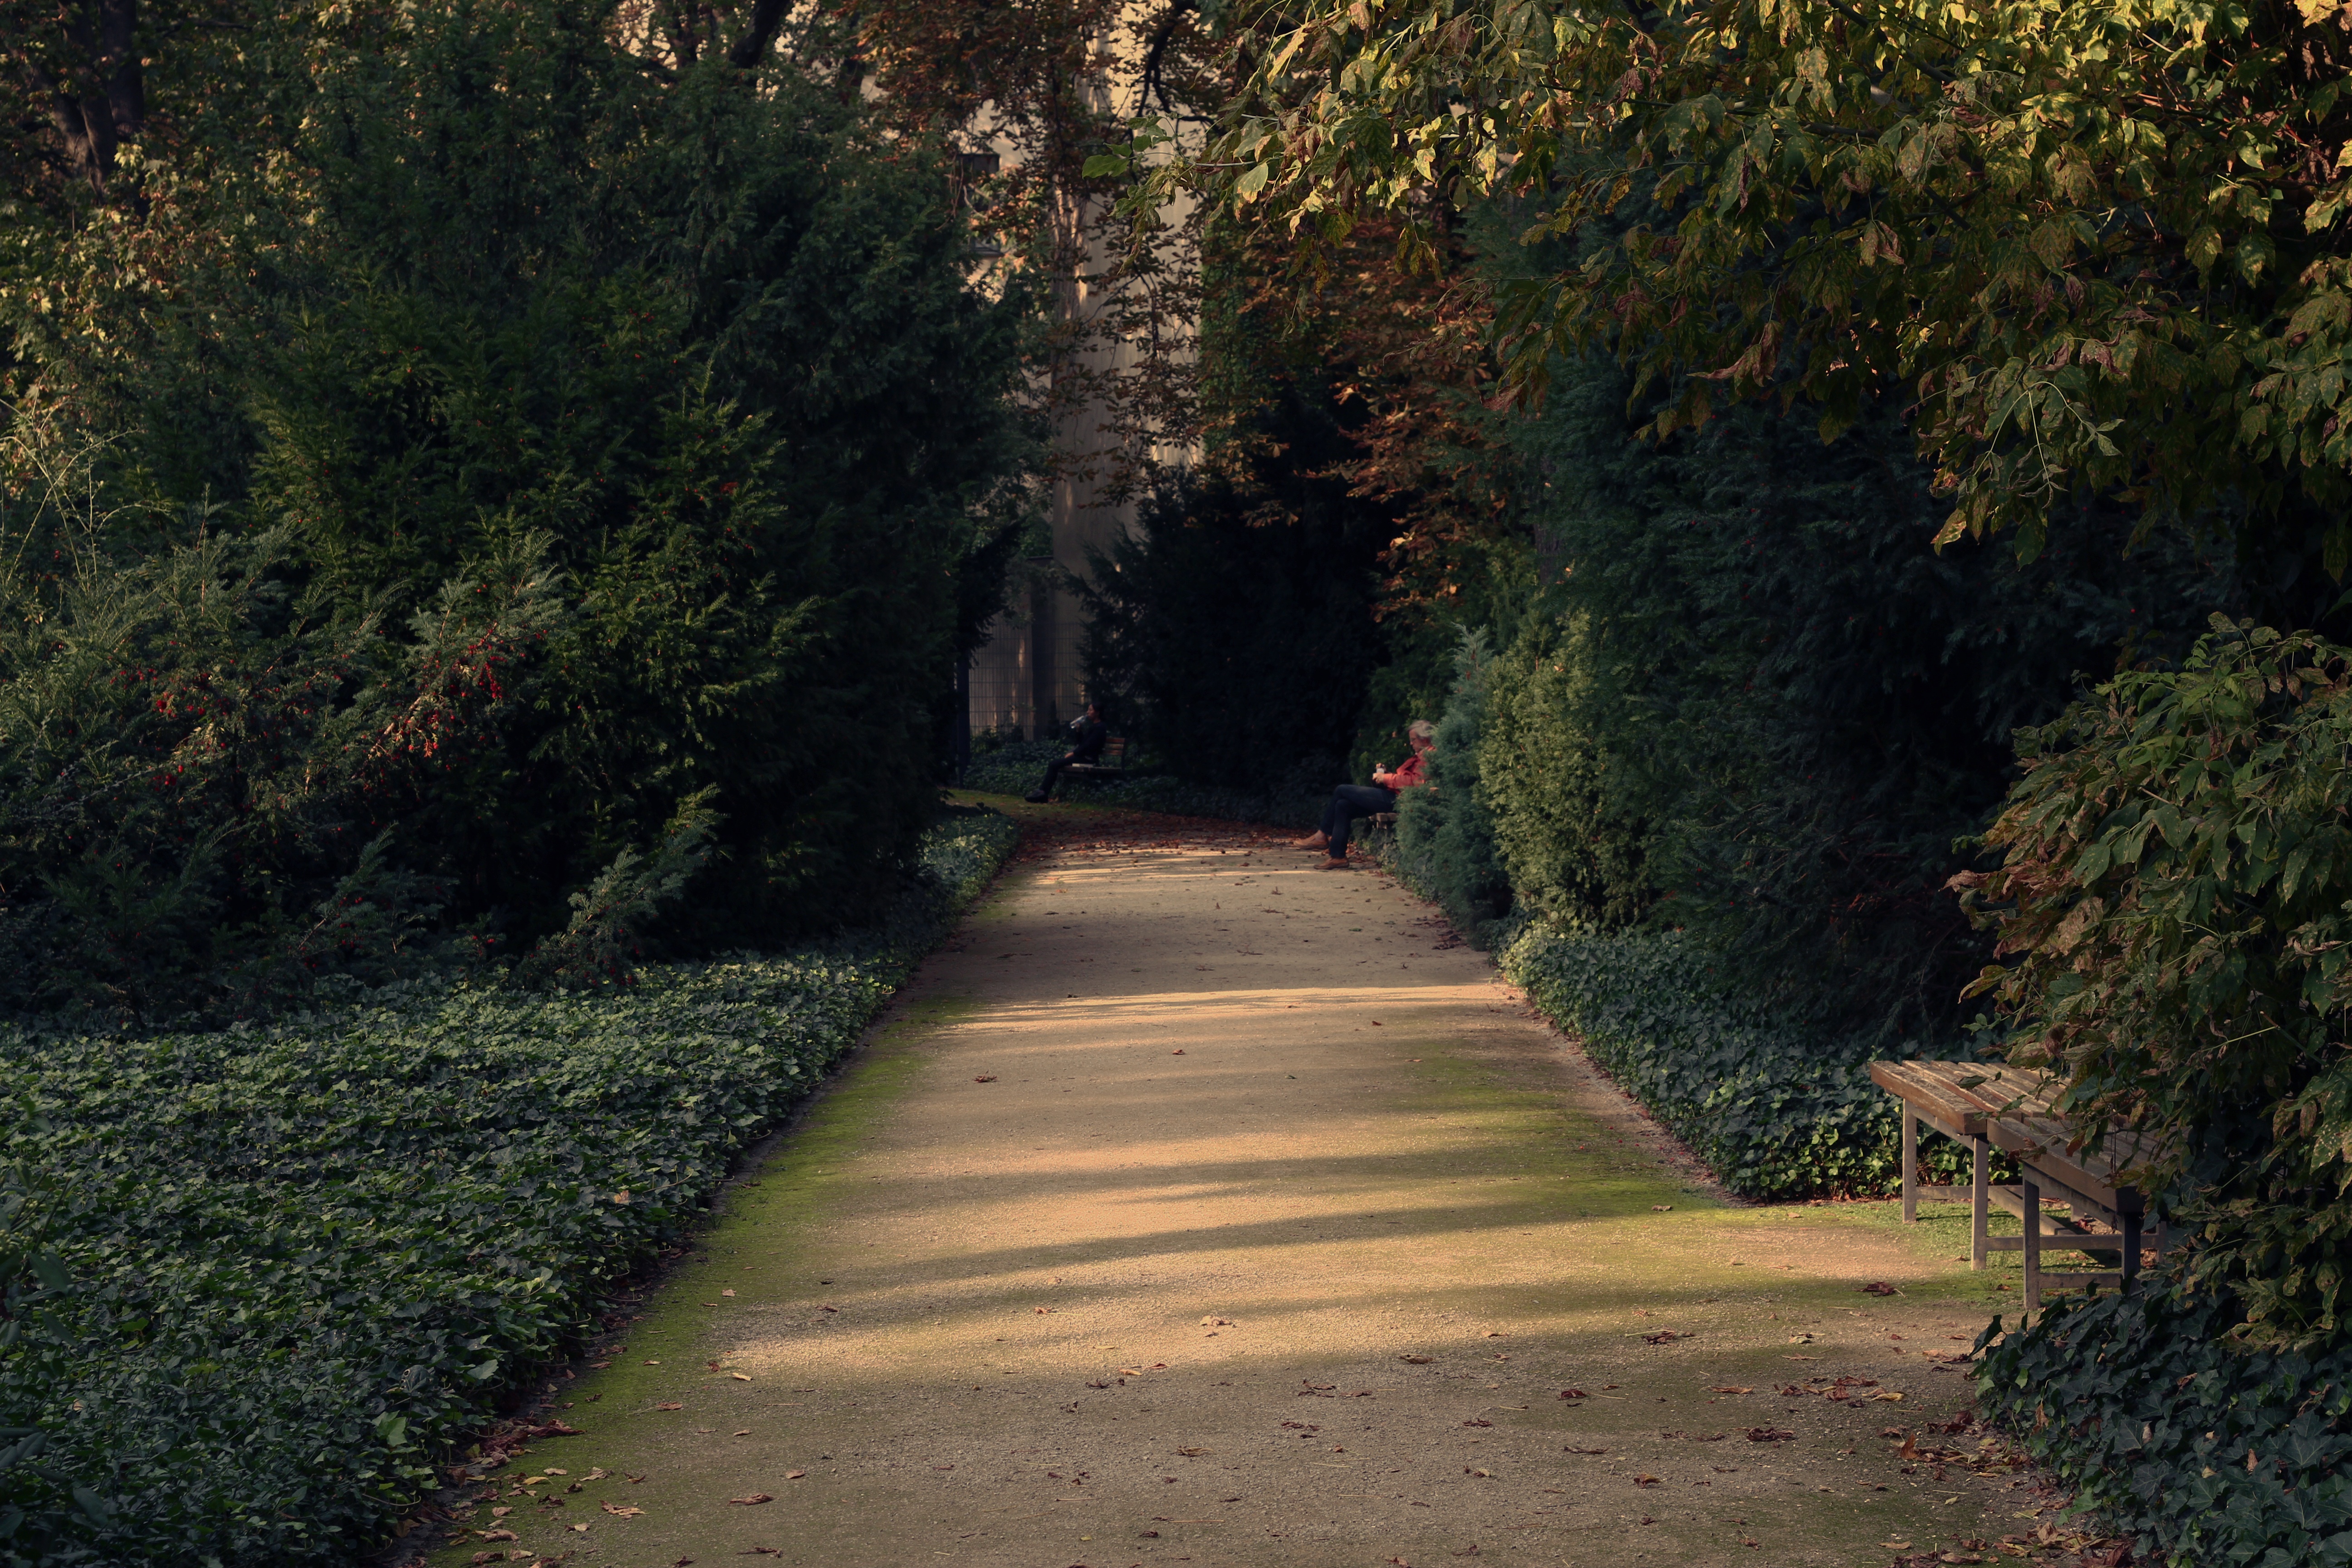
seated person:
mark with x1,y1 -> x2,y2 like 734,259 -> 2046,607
1025,701 -> 1108,802
1294,720 -> 1435,869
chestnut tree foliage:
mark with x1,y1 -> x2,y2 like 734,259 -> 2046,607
1192,0 -> 2352,564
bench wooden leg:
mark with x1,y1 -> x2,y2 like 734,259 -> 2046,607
2022,1177 -> 2042,1312
2121,1210 -> 2141,1293
1901,1107 -> 1918,1224
1970,1137 -> 1989,1271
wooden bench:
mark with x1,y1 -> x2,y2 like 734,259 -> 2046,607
1058,735 -> 1130,781
1867,1060 -> 2167,1311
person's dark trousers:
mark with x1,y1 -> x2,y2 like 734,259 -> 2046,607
1322,784 -> 1395,854
1032,754 -> 1083,800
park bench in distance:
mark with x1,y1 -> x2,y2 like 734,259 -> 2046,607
1867,1060 -> 2167,1312
1059,735 -> 1130,782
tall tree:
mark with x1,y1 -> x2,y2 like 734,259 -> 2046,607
1187,0 -> 2352,570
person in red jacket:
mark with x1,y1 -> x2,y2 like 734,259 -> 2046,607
1294,720 -> 1435,869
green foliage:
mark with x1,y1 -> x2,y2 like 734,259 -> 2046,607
1390,628 -> 1514,944
0,811 -> 1014,1568
1975,1284 -> 2352,1568
1202,0 -> 2352,564
1500,925 -> 1979,1199
0,446 -> 561,1022
1077,465 -> 1385,796
1478,607 -> 1653,929
1512,349 -> 2234,1041
1961,620 -> 2352,1352
0,2 -> 1039,1011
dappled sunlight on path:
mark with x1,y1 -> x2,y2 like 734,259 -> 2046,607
434,802 -> 2025,1568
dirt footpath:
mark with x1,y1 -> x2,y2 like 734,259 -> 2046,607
431,804 -> 2041,1568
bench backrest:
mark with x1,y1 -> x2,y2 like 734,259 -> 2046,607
1100,735 -> 1127,764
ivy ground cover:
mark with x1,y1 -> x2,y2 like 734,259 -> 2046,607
0,811 -> 1017,1568
1501,926 -> 1978,1200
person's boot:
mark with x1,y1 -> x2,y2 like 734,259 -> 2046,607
1024,789 -> 1049,804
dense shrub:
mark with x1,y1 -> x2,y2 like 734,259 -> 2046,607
0,811 -> 1015,1568
0,2 -> 1037,1018
1500,925 -> 1979,1198
1477,608 -> 1653,929
1077,462 -> 1382,797
1975,1284 -> 2352,1567
1509,352 -> 2237,1043
1960,621 -> 2352,1353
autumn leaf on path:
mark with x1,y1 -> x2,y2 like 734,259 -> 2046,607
1744,1427 -> 1795,1442
477,1529 -> 519,1542
601,1503 -> 644,1518
785,1470 -> 807,1480
1558,1388 -> 1587,1399
655,1402 -> 684,1411
728,1493 -> 774,1506
1861,1281 -> 1901,1296
1398,1354 -> 1433,1364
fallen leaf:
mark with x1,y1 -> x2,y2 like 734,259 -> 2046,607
1872,1390 -> 1906,1401
733,1429 -> 750,1436
1711,1386 -> 1753,1394
730,1372 -> 753,1382
569,1522 -> 591,1531
974,1075 -> 998,1082
1462,1419 -> 1493,1429
1633,1475 -> 1660,1487
1565,1446 -> 1607,1455
1176,1447 -> 1211,1456
1483,1331 -> 1506,1338
1558,1388 -> 1588,1399
1399,1354 -> 1433,1364
601,1503 -> 645,1518
1651,1204 -> 1673,1211
1880,1546 -> 1911,1554
1464,1467 -> 1491,1478
1744,1427 -> 1795,1443
478,1530 -> 519,1543
1644,1330 -> 1687,1344
728,1494 -> 774,1506
655,1403 -> 684,1411
785,1470 -> 807,1480
1171,1049 -> 1185,1054
1861,1281 -> 1901,1297
722,1289 -> 737,1297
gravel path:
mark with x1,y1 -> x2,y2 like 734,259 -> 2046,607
434,804 -> 2030,1568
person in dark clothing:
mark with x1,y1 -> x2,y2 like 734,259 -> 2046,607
1026,702 -> 1107,802
1294,720 -> 1435,868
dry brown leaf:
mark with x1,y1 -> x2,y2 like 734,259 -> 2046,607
1176,1446 -> 1211,1456
1399,1354 -> 1433,1364
730,1372 -> 753,1382
785,1470 -> 807,1480
728,1493 -> 774,1506
600,1503 -> 645,1518
1710,1386 -> 1752,1394
655,1402 -> 683,1411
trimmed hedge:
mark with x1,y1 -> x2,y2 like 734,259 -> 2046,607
0,810 -> 1016,1568
1975,1285 -> 2352,1567
1499,923 -> 1979,1199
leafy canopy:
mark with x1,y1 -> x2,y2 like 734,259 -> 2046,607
1192,0 -> 2352,561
